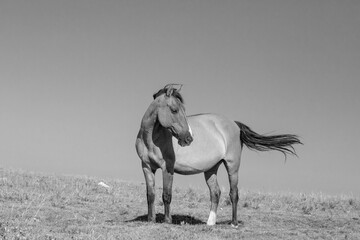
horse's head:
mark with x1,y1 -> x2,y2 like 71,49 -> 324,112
153,84 -> 193,147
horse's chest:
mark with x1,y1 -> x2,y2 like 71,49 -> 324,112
136,139 -> 162,166
148,145 -> 174,170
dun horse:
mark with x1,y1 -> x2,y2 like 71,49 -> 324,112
135,84 -> 301,227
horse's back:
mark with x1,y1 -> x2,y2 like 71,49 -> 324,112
189,113 -> 240,142
173,113 -> 241,174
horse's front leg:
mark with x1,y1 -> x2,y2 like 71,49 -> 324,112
162,167 -> 174,224
142,163 -> 156,222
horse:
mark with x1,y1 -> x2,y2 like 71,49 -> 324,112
135,84 -> 302,227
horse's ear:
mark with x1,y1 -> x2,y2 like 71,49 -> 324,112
166,87 -> 174,97
178,84 -> 183,92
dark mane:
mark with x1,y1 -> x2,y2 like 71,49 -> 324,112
153,88 -> 184,103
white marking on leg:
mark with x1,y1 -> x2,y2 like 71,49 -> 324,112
207,210 -> 217,226
231,223 -> 239,228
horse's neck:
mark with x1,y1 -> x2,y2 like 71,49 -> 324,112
140,101 -> 165,148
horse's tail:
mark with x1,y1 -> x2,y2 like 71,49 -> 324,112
235,121 -> 302,157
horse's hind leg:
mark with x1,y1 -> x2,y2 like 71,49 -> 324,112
204,162 -> 222,226
224,161 -> 239,227
228,172 -> 239,227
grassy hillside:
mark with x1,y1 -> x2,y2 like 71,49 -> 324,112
0,168 -> 359,240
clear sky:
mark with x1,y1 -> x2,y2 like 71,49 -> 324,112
1,0 -> 359,196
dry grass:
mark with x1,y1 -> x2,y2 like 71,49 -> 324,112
0,168 -> 359,239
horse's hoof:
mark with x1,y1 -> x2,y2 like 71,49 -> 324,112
231,223 -> 239,228
164,218 -> 172,224
148,216 -> 156,223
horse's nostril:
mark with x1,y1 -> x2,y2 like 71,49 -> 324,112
186,135 -> 193,144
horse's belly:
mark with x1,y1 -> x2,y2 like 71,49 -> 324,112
174,160 -> 221,175
173,135 -> 225,175
172,113 -> 235,175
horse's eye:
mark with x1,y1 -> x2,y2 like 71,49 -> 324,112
171,108 -> 178,114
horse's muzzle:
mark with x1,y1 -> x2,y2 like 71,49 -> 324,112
178,132 -> 193,147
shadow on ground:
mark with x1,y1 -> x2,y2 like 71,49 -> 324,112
217,220 -> 245,227
128,214 -> 205,225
